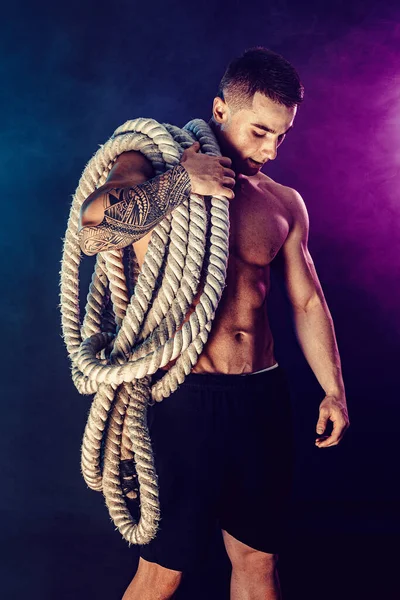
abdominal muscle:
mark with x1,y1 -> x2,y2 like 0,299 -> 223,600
132,172 -> 285,376
159,256 -> 277,375
190,312 -> 276,375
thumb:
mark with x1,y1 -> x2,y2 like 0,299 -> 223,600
316,420 -> 326,434
189,141 -> 201,152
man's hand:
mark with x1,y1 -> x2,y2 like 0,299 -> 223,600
315,394 -> 350,448
180,141 -> 236,200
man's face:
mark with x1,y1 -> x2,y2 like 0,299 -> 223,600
211,91 -> 297,176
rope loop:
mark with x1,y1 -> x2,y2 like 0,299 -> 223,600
59,118 -> 230,544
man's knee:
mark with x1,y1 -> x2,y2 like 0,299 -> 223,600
122,557 -> 183,600
222,528 -> 278,574
243,550 -> 278,572
138,556 -> 183,591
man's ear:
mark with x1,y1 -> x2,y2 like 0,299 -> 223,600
212,96 -> 229,124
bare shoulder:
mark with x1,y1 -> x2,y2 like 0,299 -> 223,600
106,150 -> 155,184
257,171 -> 309,228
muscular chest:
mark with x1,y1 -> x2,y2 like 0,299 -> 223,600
132,176 -> 290,271
228,177 -> 290,267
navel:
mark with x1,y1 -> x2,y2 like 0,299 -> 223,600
234,331 -> 246,342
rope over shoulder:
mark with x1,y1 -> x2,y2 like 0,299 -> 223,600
59,117 -> 230,545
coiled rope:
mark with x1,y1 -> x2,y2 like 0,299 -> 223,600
59,117 -> 230,545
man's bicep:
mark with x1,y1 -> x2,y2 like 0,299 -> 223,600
280,190 -> 324,310
79,151 -> 155,227
77,155 -> 192,256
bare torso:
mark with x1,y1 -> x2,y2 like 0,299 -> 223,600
131,170 -> 293,375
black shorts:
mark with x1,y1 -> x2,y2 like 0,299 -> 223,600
130,364 -> 295,573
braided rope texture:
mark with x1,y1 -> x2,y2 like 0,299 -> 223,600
59,118 -> 230,545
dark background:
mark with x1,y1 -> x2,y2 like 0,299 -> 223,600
1,0 -> 399,598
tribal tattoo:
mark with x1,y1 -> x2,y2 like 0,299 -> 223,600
78,163 -> 191,256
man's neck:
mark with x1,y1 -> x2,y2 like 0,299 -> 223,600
208,117 -> 220,141
208,118 -> 231,161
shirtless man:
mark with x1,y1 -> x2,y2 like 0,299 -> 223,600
78,48 -> 350,600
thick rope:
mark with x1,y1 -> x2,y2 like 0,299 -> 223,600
59,117 -> 230,545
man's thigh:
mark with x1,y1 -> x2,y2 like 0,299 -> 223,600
132,372 -> 222,573
215,366 -> 295,555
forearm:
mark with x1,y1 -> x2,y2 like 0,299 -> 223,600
292,299 -> 345,397
78,163 -> 191,256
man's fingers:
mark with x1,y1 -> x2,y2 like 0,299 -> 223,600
316,419 -> 327,434
219,156 -> 233,167
220,186 -> 235,199
316,435 -> 339,447
224,167 -> 236,179
223,176 -> 236,188
185,141 -> 201,153
316,405 -> 332,433
316,420 -> 347,447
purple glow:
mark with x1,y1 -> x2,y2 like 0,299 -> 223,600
267,15 -> 400,329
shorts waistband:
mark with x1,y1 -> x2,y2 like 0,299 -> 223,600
152,363 -> 282,389
244,362 -> 279,375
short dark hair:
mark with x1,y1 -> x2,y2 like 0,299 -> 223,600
217,46 -> 304,112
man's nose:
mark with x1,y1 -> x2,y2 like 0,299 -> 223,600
262,140 -> 278,161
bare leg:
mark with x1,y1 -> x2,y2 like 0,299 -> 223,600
122,557 -> 183,600
230,562 -> 282,600
222,529 -> 282,600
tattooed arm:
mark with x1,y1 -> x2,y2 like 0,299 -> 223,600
78,161 -> 192,256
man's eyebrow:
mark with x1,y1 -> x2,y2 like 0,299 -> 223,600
251,123 -> 294,135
